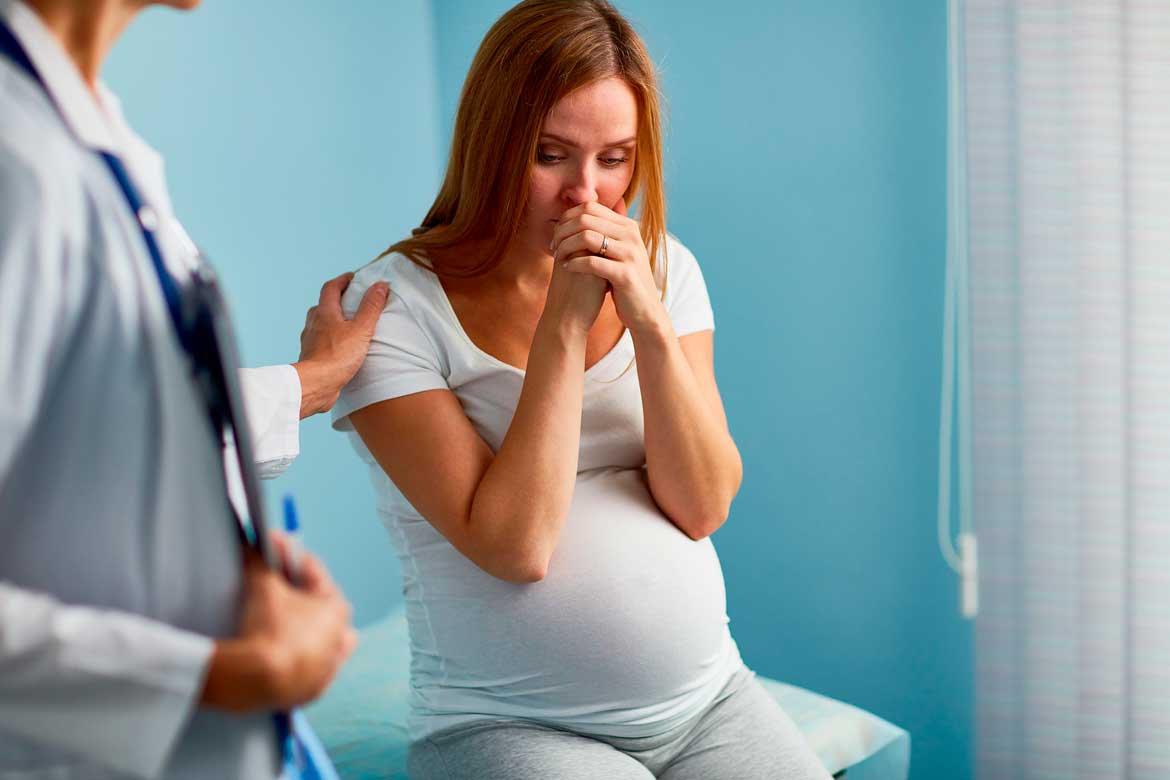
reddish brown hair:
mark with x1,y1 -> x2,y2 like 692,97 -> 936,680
378,0 -> 666,278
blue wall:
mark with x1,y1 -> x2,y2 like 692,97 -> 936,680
109,2 -> 968,778
106,0 -> 441,626
431,2 -> 969,779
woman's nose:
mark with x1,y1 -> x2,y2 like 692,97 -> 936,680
561,166 -> 598,207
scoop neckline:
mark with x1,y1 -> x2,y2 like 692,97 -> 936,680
413,258 -> 632,378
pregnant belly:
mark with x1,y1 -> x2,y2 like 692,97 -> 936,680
416,467 -> 733,719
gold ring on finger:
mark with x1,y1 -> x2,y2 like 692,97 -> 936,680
599,234 -> 610,258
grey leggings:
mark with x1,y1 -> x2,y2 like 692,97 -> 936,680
406,666 -> 834,780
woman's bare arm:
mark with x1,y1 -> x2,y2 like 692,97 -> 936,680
349,266 -> 606,583
634,327 -> 742,540
550,202 -> 742,540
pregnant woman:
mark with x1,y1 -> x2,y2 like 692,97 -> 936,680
332,2 -> 831,778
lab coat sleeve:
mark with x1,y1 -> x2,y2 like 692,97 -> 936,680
239,364 -> 301,479
0,583 -> 214,779
0,148 -> 214,779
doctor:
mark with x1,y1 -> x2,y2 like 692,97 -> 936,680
0,0 -> 388,778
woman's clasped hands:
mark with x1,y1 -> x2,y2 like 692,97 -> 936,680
550,198 -> 668,337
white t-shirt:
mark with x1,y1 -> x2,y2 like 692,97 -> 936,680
333,234 -> 743,741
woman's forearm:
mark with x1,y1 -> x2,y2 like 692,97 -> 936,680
633,322 -> 743,539
468,316 -> 588,579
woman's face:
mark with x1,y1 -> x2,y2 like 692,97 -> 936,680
523,77 -> 639,254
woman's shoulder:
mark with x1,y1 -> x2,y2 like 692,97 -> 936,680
655,231 -> 704,293
662,231 -> 699,264
656,230 -> 714,334
341,251 -> 472,369
342,251 -> 437,319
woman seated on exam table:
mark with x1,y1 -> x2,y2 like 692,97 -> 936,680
330,2 -> 832,778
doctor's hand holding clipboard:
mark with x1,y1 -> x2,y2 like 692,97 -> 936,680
199,530 -> 357,715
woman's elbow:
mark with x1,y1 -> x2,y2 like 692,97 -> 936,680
473,524 -> 554,583
672,473 -> 741,540
679,503 -> 731,541
486,551 -> 550,583
507,558 -> 550,583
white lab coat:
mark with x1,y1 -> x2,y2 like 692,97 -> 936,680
0,2 -> 303,777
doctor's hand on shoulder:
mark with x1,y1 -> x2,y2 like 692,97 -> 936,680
200,534 -> 358,712
292,273 -> 390,419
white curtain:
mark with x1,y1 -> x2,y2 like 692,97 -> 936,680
958,1 -> 1170,778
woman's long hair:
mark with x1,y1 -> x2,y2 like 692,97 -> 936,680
379,0 -> 666,278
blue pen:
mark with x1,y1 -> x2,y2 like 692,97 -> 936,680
282,494 -> 305,586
